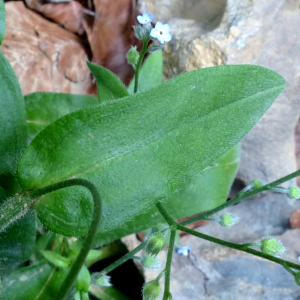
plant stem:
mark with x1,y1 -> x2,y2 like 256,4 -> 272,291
30,179 -> 102,300
99,241 -> 146,275
163,228 -> 176,300
176,224 -> 300,271
134,40 -> 149,93
180,169 -> 300,226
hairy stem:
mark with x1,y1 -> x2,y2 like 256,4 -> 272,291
29,179 -> 102,300
99,242 -> 146,275
177,224 -> 300,271
134,40 -> 149,93
180,169 -> 300,226
163,228 -> 176,300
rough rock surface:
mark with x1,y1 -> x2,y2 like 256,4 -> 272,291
135,0 -> 300,298
0,2 -> 94,95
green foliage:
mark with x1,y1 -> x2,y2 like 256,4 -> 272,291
25,92 -> 99,142
0,51 -> 27,175
89,285 -> 131,300
127,51 -> 163,94
0,49 -> 36,274
41,250 -> 72,269
17,65 -> 284,241
76,265 -> 91,293
87,60 -> 129,102
0,0 -> 5,45
0,214 -> 36,274
0,261 -> 68,300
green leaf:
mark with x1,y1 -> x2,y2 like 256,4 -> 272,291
87,60 -> 129,102
0,0 -> 5,45
0,213 -> 36,275
25,92 -> 99,142
127,51 -> 163,94
77,265 -> 91,293
89,285 -> 131,300
94,144 -> 240,246
0,261 -> 68,300
17,65 -> 285,239
41,250 -> 72,269
0,51 -> 27,174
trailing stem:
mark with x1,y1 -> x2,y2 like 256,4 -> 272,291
29,179 -> 102,300
180,169 -> 300,227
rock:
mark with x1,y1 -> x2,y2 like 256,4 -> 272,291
0,2 -> 94,95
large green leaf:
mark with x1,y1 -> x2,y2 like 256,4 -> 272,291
87,61 -> 129,102
17,65 -> 285,239
0,213 -> 36,275
25,92 -> 99,142
94,144 -> 240,246
0,50 -> 35,270
0,0 -> 5,45
127,51 -> 163,94
0,261 -> 68,300
0,51 -> 27,174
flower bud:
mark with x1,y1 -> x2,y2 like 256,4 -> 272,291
145,233 -> 165,256
142,280 -> 161,300
287,186 -> 300,199
76,265 -> 91,293
133,24 -> 152,41
96,275 -> 112,287
126,46 -> 140,66
260,237 -> 286,257
250,179 -> 264,189
141,256 -> 162,269
218,213 -> 239,227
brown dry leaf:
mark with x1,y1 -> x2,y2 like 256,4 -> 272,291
25,0 -> 85,35
0,2 -> 95,95
83,0 -> 140,85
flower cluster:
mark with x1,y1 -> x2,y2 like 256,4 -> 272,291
136,12 -> 172,45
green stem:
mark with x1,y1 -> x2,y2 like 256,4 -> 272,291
176,224 -> 300,271
241,242 -> 261,248
30,179 -> 102,300
99,241 -> 146,275
269,187 -> 288,194
163,228 -> 176,300
155,201 -> 177,227
156,270 -> 165,282
134,40 -> 149,93
283,263 -> 296,276
180,169 -> 300,227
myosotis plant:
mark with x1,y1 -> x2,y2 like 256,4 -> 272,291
0,6 -> 300,300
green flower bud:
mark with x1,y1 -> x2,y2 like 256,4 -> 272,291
294,272 -> 300,286
96,274 -> 112,287
143,280 -> 161,300
141,256 -> 162,269
126,46 -> 140,66
145,233 -> 166,256
260,237 -> 286,257
287,186 -> 300,199
76,265 -> 91,293
250,179 -> 264,189
133,24 -> 151,41
218,213 -> 239,227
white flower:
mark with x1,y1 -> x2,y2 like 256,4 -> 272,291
150,22 -> 171,44
137,12 -> 154,25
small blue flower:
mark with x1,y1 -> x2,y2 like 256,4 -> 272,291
137,13 -> 154,25
176,246 -> 192,256
150,22 -> 172,44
